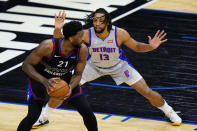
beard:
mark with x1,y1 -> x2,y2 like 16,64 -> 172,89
94,27 -> 105,34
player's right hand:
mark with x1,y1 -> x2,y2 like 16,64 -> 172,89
43,77 -> 60,93
54,10 -> 66,30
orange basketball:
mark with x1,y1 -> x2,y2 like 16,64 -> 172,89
49,79 -> 70,98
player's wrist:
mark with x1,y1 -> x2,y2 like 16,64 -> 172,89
54,28 -> 62,31
148,44 -> 155,51
40,77 -> 48,85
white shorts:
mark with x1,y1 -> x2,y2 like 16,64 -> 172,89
80,60 -> 142,85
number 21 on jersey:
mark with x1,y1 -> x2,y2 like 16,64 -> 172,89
57,61 -> 68,67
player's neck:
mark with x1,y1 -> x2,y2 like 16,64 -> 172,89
61,40 -> 74,55
95,29 -> 110,41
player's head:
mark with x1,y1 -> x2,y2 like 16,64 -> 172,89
85,8 -> 112,33
63,21 -> 84,47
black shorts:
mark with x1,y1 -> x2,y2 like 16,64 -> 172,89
26,78 -> 83,102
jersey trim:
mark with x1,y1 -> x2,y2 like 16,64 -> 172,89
88,28 -> 92,47
115,26 -> 119,48
66,86 -> 82,101
27,78 -> 44,101
47,38 -> 55,61
59,39 -> 74,58
114,26 -> 129,62
77,48 -> 80,61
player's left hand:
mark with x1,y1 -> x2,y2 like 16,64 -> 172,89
63,86 -> 72,100
148,30 -> 168,49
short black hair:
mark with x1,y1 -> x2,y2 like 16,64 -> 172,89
63,21 -> 83,39
84,8 -> 112,31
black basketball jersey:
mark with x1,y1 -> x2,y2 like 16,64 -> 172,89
35,38 -> 80,84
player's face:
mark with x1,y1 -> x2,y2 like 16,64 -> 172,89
72,30 -> 84,47
93,13 -> 108,33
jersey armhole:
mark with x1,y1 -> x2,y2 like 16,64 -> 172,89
76,48 -> 80,61
115,26 -> 119,48
47,38 -> 55,61
88,28 -> 92,47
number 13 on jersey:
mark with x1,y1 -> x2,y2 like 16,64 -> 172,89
100,54 -> 109,60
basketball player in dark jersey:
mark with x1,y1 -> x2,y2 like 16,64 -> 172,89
17,21 -> 98,131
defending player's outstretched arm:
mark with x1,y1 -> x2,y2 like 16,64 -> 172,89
117,28 -> 167,53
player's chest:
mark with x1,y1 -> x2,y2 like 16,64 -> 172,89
90,40 -> 117,54
48,56 -> 77,69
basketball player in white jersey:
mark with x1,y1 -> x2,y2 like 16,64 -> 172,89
33,9 -> 182,128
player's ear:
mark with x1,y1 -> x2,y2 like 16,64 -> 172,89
68,37 -> 73,42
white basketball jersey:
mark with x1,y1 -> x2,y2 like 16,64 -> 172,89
88,26 -> 125,68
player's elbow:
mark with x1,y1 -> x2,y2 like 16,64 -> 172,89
22,62 -> 27,72
21,61 -> 30,73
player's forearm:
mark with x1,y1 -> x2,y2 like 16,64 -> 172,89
22,63 -> 47,84
53,29 -> 64,38
135,41 -> 154,52
69,73 -> 82,89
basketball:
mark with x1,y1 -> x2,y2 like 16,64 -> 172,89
48,79 -> 70,98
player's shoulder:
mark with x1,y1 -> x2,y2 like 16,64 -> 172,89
83,29 -> 90,36
115,26 -> 128,35
79,43 -> 88,55
36,39 -> 53,54
40,39 -> 52,46
77,43 -> 88,60
83,28 -> 89,32
80,43 -> 88,50
114,26 -> 131,44
115,26 -> 131,40
83,29 -> 90,44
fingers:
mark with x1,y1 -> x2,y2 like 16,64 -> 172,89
51,77 -> 60,82
58,10 -> 61,17
48,82 -> 57,92
62,10 -> 66,19
154,30 -> 160,38
157,30 -> 164,38
63,94 -> 71,100
63,87 -> 72,100
50,77 -> 61,83
160,32 -> 167,40
154,30 -> 167,40
54,11 -> 62,19
161,39 -> 168,43
148,36 -> 151,41
47,78 -> 60,92
55,10 -> 66,20
158,30 -> 165,38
